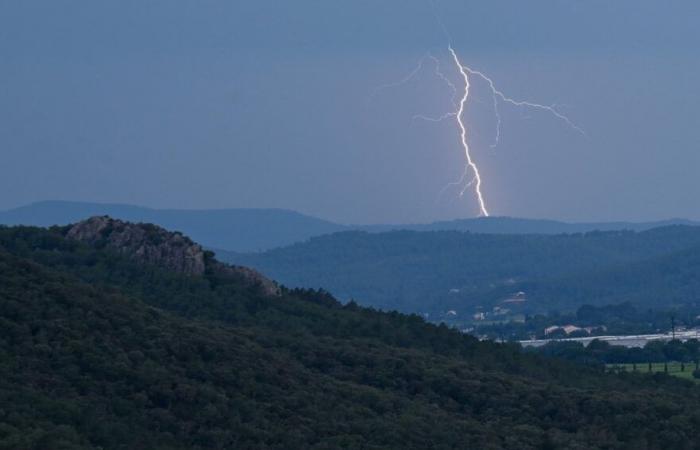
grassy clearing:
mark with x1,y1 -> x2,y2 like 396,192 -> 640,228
607,362 -> 700,382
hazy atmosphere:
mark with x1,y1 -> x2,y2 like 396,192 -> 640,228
5,2 -> 700,448
3,1 -> 700,223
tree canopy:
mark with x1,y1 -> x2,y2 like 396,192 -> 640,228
2,224 -> 700,449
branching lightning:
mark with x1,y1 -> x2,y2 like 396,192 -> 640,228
367,53 -> 432,105
370,7 -> 584,217
448,46 -> 489,216
464,67 -> 587,146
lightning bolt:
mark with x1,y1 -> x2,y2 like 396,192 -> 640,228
419,48 -> 585,216
406,48 -> 490,215
448,46 -> 489,216
372,0 -> 585,216
370,42 -> 584,217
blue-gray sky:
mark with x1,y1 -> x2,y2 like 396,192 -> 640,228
2,1 -> 699,224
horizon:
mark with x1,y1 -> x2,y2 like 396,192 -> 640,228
2,199 -> 697,228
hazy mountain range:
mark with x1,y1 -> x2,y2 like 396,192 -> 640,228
0,201 -> 340,253
1,201 -> 696,252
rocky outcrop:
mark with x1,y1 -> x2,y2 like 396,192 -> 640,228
208,257 -> 281,297
67,216 -> 206,275
66,216 -> 279,296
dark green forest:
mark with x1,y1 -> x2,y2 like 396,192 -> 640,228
3,223 -> 700,449
534,338 -> 700,365
225,227 -> 700,317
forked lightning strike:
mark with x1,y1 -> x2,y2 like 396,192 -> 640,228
448,46 -> 489,216
370,42 -> 583,217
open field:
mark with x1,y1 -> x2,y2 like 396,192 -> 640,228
608,362 -> 700,382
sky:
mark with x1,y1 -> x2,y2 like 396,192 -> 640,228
2,1 -> 700,224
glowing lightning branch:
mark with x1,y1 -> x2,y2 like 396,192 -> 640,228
367,53 -> 431,104
429,54 -> 458,108
436,166 -> 476,202
448,46 -> 489,216
411,53 -> 459,123
464,67 -> 587,146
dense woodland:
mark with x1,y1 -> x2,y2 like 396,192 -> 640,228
226,227 -> 700,318
3,223 -> 700,449
535,338 -> 700,367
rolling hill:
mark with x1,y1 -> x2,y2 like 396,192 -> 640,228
222,226 -> 700,316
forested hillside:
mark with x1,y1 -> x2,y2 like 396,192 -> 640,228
511,244 -> 700,310
224,226 -> 700,316
3,220 -> 700,449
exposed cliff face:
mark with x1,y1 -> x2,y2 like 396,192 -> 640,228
66,216 -> 279,296
67,216 -> 206,275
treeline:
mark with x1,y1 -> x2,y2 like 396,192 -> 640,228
535,339 -> 700,366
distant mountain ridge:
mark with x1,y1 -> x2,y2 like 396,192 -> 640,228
1,201 -> 697,252
0,201 -> 346,252
364,217 -> 700,235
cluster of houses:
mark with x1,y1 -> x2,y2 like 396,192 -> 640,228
472,306 -> 512,321
469,292 -> 528,322
436,291 -> 529,324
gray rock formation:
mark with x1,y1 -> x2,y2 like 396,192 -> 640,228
66,216 -> 279,296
